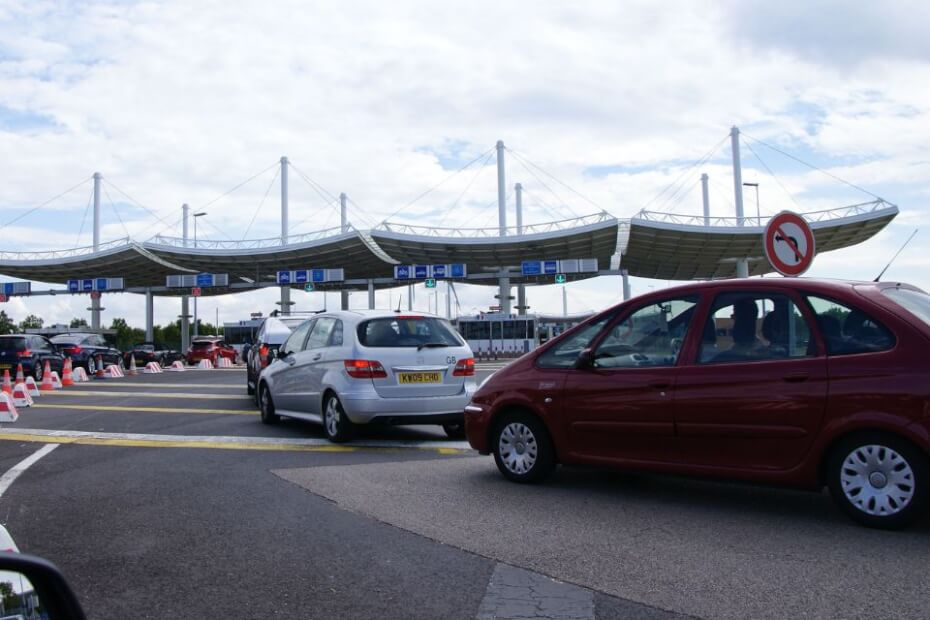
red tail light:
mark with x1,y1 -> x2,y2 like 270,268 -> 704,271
344,359 -> 387,379
453,357 -> 475,376
259,345 -> 270,368
16,349 -> 32,358
61,346 -> 82,356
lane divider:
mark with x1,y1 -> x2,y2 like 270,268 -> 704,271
63,382 -> 248,389
0,428 -> 473,454
45,390 -> 253,400
31,403 -> 256,416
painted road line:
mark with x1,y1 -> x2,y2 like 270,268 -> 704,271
47,390 -> 252,400
0,443 -> 59,499
0,428 -> 472,455
74,382 -> 246,389
32,403 -> 255,415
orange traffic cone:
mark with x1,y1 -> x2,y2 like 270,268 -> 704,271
61,358 -> 75,386
128,354 -> 139,376
93,354 -> 107,380
1,369 -> 11,395
15,363 -> 24,383
39,361 -> 55,391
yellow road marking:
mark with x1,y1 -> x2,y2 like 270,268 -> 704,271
32,403 -> 255,415
47,390 -> 251,400
75,382 -> 245,389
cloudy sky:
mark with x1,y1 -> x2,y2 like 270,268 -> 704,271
1,0 -> 928,329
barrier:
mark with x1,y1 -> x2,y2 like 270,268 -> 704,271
61,358 -> 75,386
105,364 -> 124,378
216,357 -> 233,368
24,377 -> 40,397
73,367 -> 89,382
143,362 -> 163,374
0,393 -> 18,422
11,383 -> 32,408
50,371 -> 63,389
168,360 -> 186,372
39,362 -> 55,391
198,359 -> 214,369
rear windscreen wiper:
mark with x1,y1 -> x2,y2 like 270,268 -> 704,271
417,342 -> 450,351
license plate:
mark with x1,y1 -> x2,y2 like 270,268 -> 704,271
397,372 -> 442,384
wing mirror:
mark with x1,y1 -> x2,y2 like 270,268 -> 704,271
0,552 -> 87,619
574,348 -> 596,369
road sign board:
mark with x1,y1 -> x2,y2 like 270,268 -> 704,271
521,261 -> 542,276
192,287 -> 202,297
431,265 -> 447,278
414,265 -> 429,279
764,211 -> 816,277
304,283 -> 314,292
82,279 -> 93,292
0,294 -> 7,303
555,273 -> 567,284
450,263 -> 466,278
425,278 -> 437,289
196,273 -> 215,287
311,269 -> 326,283
394,265 -> 411,279
543,260 -> 558,274
89,291 -> 101,300
294,270 -> 308,284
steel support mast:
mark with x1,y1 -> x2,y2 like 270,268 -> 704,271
496,141 -> 511,314
731,127 -> 749,278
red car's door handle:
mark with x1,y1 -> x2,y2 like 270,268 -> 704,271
782,373 -> 809,383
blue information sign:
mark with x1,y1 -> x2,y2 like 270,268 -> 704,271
543,260 -> 558,274
521,261 -> 542,276
432,265 -> 446,278
311,269 -> 326,283
294,270 -> 308,284
82,279 -> 93,292
196,273 -> 215,287
395,265 -> 410,280
96,278 -> 108,291
450,263 -> 466,278
2,284 -> 11,296
277,271 -> 291,284
68,280 -> 79,293
414,265 -> 429,279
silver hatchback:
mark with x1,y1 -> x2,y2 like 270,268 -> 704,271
256,310 -> 477,442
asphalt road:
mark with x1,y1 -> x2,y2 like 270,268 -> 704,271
0,365 -> 926,619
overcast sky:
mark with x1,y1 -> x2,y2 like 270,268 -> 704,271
1,0 -> 928,329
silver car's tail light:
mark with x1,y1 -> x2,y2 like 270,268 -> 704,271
452,357 -> 475,376
344,359 -> 388,379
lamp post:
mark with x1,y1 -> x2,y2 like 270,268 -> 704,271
193,212 -> 207,337
742,183 -> 760,224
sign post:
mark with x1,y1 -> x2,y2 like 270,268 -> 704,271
764,211 -> 816,277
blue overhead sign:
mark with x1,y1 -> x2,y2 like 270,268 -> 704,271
311,269 -> 326,283
395,265 -> 411,279
66,278 -> 124,293
450,263 -> 466,278
68,280 -> 79,293
414,265 -> 429,279
82,279 -> 93,292
294,270 -> 308,284
275,268 -> 344,285
1,282 -> 30,296
521,261 -> 542,276
431,264 -> 446,278
394,264 -> 467,280
196,273 -> 215,287
543,260 -> 558,274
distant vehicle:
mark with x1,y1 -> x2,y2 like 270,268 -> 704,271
123,342 -> 183,368
465,278 -> 930,529
0,334 -> 64,381
186,337 -> 238,366
246,315 -> 308,397
50,333 -> 124,374
257,310 -> 477,442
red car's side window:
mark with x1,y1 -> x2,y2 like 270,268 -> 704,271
806,296 -> 895,355
591,297 -> 699,368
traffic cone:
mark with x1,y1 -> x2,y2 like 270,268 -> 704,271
39,361 -> 55,391
15,364 -> 24,384
61,358 -> 75,386
0,393 -> 18,422
128,355 -> 139,376
1,370 -> 11,395
24,377 -> 40,397
11,383 -> 32,408
94,354 -> 107,380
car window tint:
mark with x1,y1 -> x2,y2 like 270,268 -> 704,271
281,320 -> 313,355
699,292 -> 812,364
593,297 -> 698,368
357,317 -> 462,348
806,296 -> 895,355
306,318 -> 337,350
536,313 -> 614,369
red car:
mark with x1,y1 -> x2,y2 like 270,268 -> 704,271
465,279 -> 930,529
186,338 -> 238,366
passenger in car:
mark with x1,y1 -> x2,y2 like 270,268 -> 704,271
712,299 -> 764,362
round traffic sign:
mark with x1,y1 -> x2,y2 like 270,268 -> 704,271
89,291 -> 101,300
191,287 -> 202,297
0,294 -> 7,303
763,211 -> 816,277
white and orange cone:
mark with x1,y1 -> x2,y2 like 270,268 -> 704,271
128,355 -> 139,376
14,363 -> 24,384
24,377 -> 40,397
11,382 -> 32,408
50,371 -> 63,389
0,393 -> 18,422
39,361 -> 55,391
1,369 -> 11,396
61,358 -> 75,386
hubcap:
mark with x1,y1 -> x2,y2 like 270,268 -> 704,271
841,444 -> 915,517
499,422 -> 538,475
325,399 -> 340,436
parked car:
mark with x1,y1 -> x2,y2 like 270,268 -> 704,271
0,334 -> 64,381
256,310 -> 477,442
465,278 -> 930,529
246,315 -> 308,396
123,342 -> 183,368
186,337 -> 238,366
50,333 -> 124,374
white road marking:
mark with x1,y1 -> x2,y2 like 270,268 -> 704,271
0,443 -> 59,499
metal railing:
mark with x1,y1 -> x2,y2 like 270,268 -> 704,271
0,237 -> 132,261
632,199 -> 896,228
147,225 -> 355,250
373,211 -> 616,238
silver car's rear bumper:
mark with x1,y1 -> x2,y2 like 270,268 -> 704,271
341,388 -> 474,424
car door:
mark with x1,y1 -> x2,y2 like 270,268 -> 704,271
561,295 -> 700,465
672,289 -> 828,471
270,319 -> 314,412
292,317 -> 340,415
34,336 -> 63,374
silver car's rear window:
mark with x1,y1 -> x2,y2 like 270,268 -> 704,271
357,317 -> 464,348
882,288 -> 930,327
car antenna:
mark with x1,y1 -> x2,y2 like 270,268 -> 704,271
874,228 -> 918,282
395,295 -> 403,313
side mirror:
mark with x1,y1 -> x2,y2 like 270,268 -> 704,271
574,348 -> 596,369
0,552 -> 87,619
270,348 -> 281,360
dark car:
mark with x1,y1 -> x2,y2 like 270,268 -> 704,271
246,316 -> 307,396
123,342 -> 182,368
186,337 -> 237,366
0,334 -> 64,382
50,333 -> 124,375
465,278 -> 930,529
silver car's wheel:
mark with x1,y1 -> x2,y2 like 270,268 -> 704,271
323,394 -> 354,443
828,434 -> 928,529
840,445 -> 915,517
492,412 -> 555,483
259,385 -> 279,425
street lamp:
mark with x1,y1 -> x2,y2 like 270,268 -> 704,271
192,212 -> 207,337
742,183 -> 760,224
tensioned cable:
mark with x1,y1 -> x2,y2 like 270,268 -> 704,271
436,150 -> 496,228
507,151 -> 581,220
708,177 -> 737,212
288,162 -> 376,228
657,176 -> 702,213
196,160 -> 280,211
742,138 -> 807,213
289,196 -> 341,233
346,197 -> 380,229
103,187 -> 132,238
382,145 -> 496,222
742,132 -> 883,201
507,148 -> 590,217
638,133 -> 730,212
241,167 -> 280,240
520,188 -> 574,224
103,178 -> 190,234
0,175 -> 91,232
75,184 -> 95,246
149,212 -> 186,240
